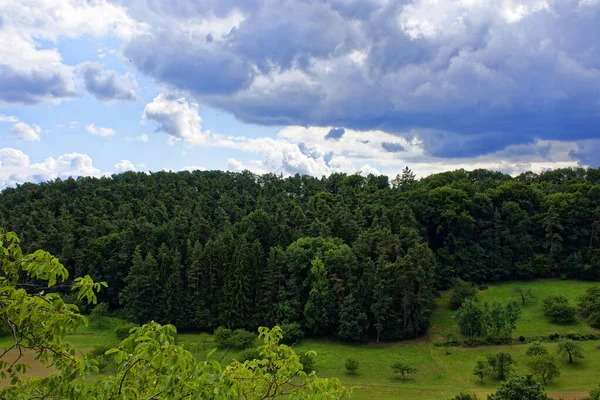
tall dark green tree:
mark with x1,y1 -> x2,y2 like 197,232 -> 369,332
120,248 -> 162,324
338,294 -> 367,341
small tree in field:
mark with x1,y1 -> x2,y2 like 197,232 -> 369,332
557,339 -> 584,364
526,340 -> 549,357
391,360 -> 417,380
527,355 -> 560,385
345,358 -> 359,375
487,374 -> 549,400
514,287 -> 534,306
473,357 -> 491,383
487,352 -> 515,380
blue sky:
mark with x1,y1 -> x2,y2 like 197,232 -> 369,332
1,0 -> 599,188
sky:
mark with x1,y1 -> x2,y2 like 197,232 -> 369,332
1,0 -> 599,188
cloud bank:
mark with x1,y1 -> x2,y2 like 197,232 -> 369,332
119,0 -> 600,158
0,148 -> 100,189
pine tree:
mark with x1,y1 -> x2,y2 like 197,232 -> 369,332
338,294 -> 367,341
259,246 -> 286,326
221,236 -> 252,328
371,277 -> 393,342
165,249 -> 188,328
121,248 -> 162,324
400,167 -> 416,190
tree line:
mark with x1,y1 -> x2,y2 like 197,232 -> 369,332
1,167 -> 600,340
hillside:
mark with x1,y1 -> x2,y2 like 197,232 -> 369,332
1,168 -> 600,344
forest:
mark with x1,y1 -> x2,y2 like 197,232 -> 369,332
1,166 -> 599,342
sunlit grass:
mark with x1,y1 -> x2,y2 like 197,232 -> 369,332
429,280 -> 600,342
2,280 -> 598,399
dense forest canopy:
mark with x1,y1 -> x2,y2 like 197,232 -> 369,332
1,167 -> 599,340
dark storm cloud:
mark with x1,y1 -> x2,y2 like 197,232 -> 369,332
381,142 -> 405,153
77,62 -> 138,102
325,128 -> 345,140
78,62 -> 137,101
118,0 -> 600,158
0,64 -> 76,105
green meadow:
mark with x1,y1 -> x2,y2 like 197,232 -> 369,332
3,280 -> 599,399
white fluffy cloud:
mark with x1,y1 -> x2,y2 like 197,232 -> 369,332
0,115 -> 19,123
10,122 -> 42,141
181,165 -> 207,172
0,28 -> 76,105
124,134 -> 149,143
86,124 -> 115,137
0,148 -> 100,189
141,93 -> 591,177
143,94 -> 213,145
0,0 -> 145,105
114,160 -> 137,173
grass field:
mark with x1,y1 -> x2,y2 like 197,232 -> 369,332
293,337 -> 600,399
2,280 -> 599,399
429,280 -> 600,342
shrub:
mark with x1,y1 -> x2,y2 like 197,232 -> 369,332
541,295 -> 576,324
345,358 -> 359,375
230,329 -> 257,349
214,327 -> 233,348
281,322 -> 304,345
565,332 -> 584,341
584,384 -> 600,400
450,393 -> 478,400
578,287 -> 600,317
236,347 -> 262,363
115,322 -> 138,341
487,374 -> 549,400
588,311 -> 600,329
450,278 -> 478,310
89,302 -> 110,329
299,352 -> 315,372
214,327 -> 256,349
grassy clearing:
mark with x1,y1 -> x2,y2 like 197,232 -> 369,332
1,280 -> 598,399
294,339 -> 600,399
429,280 -> 600,342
